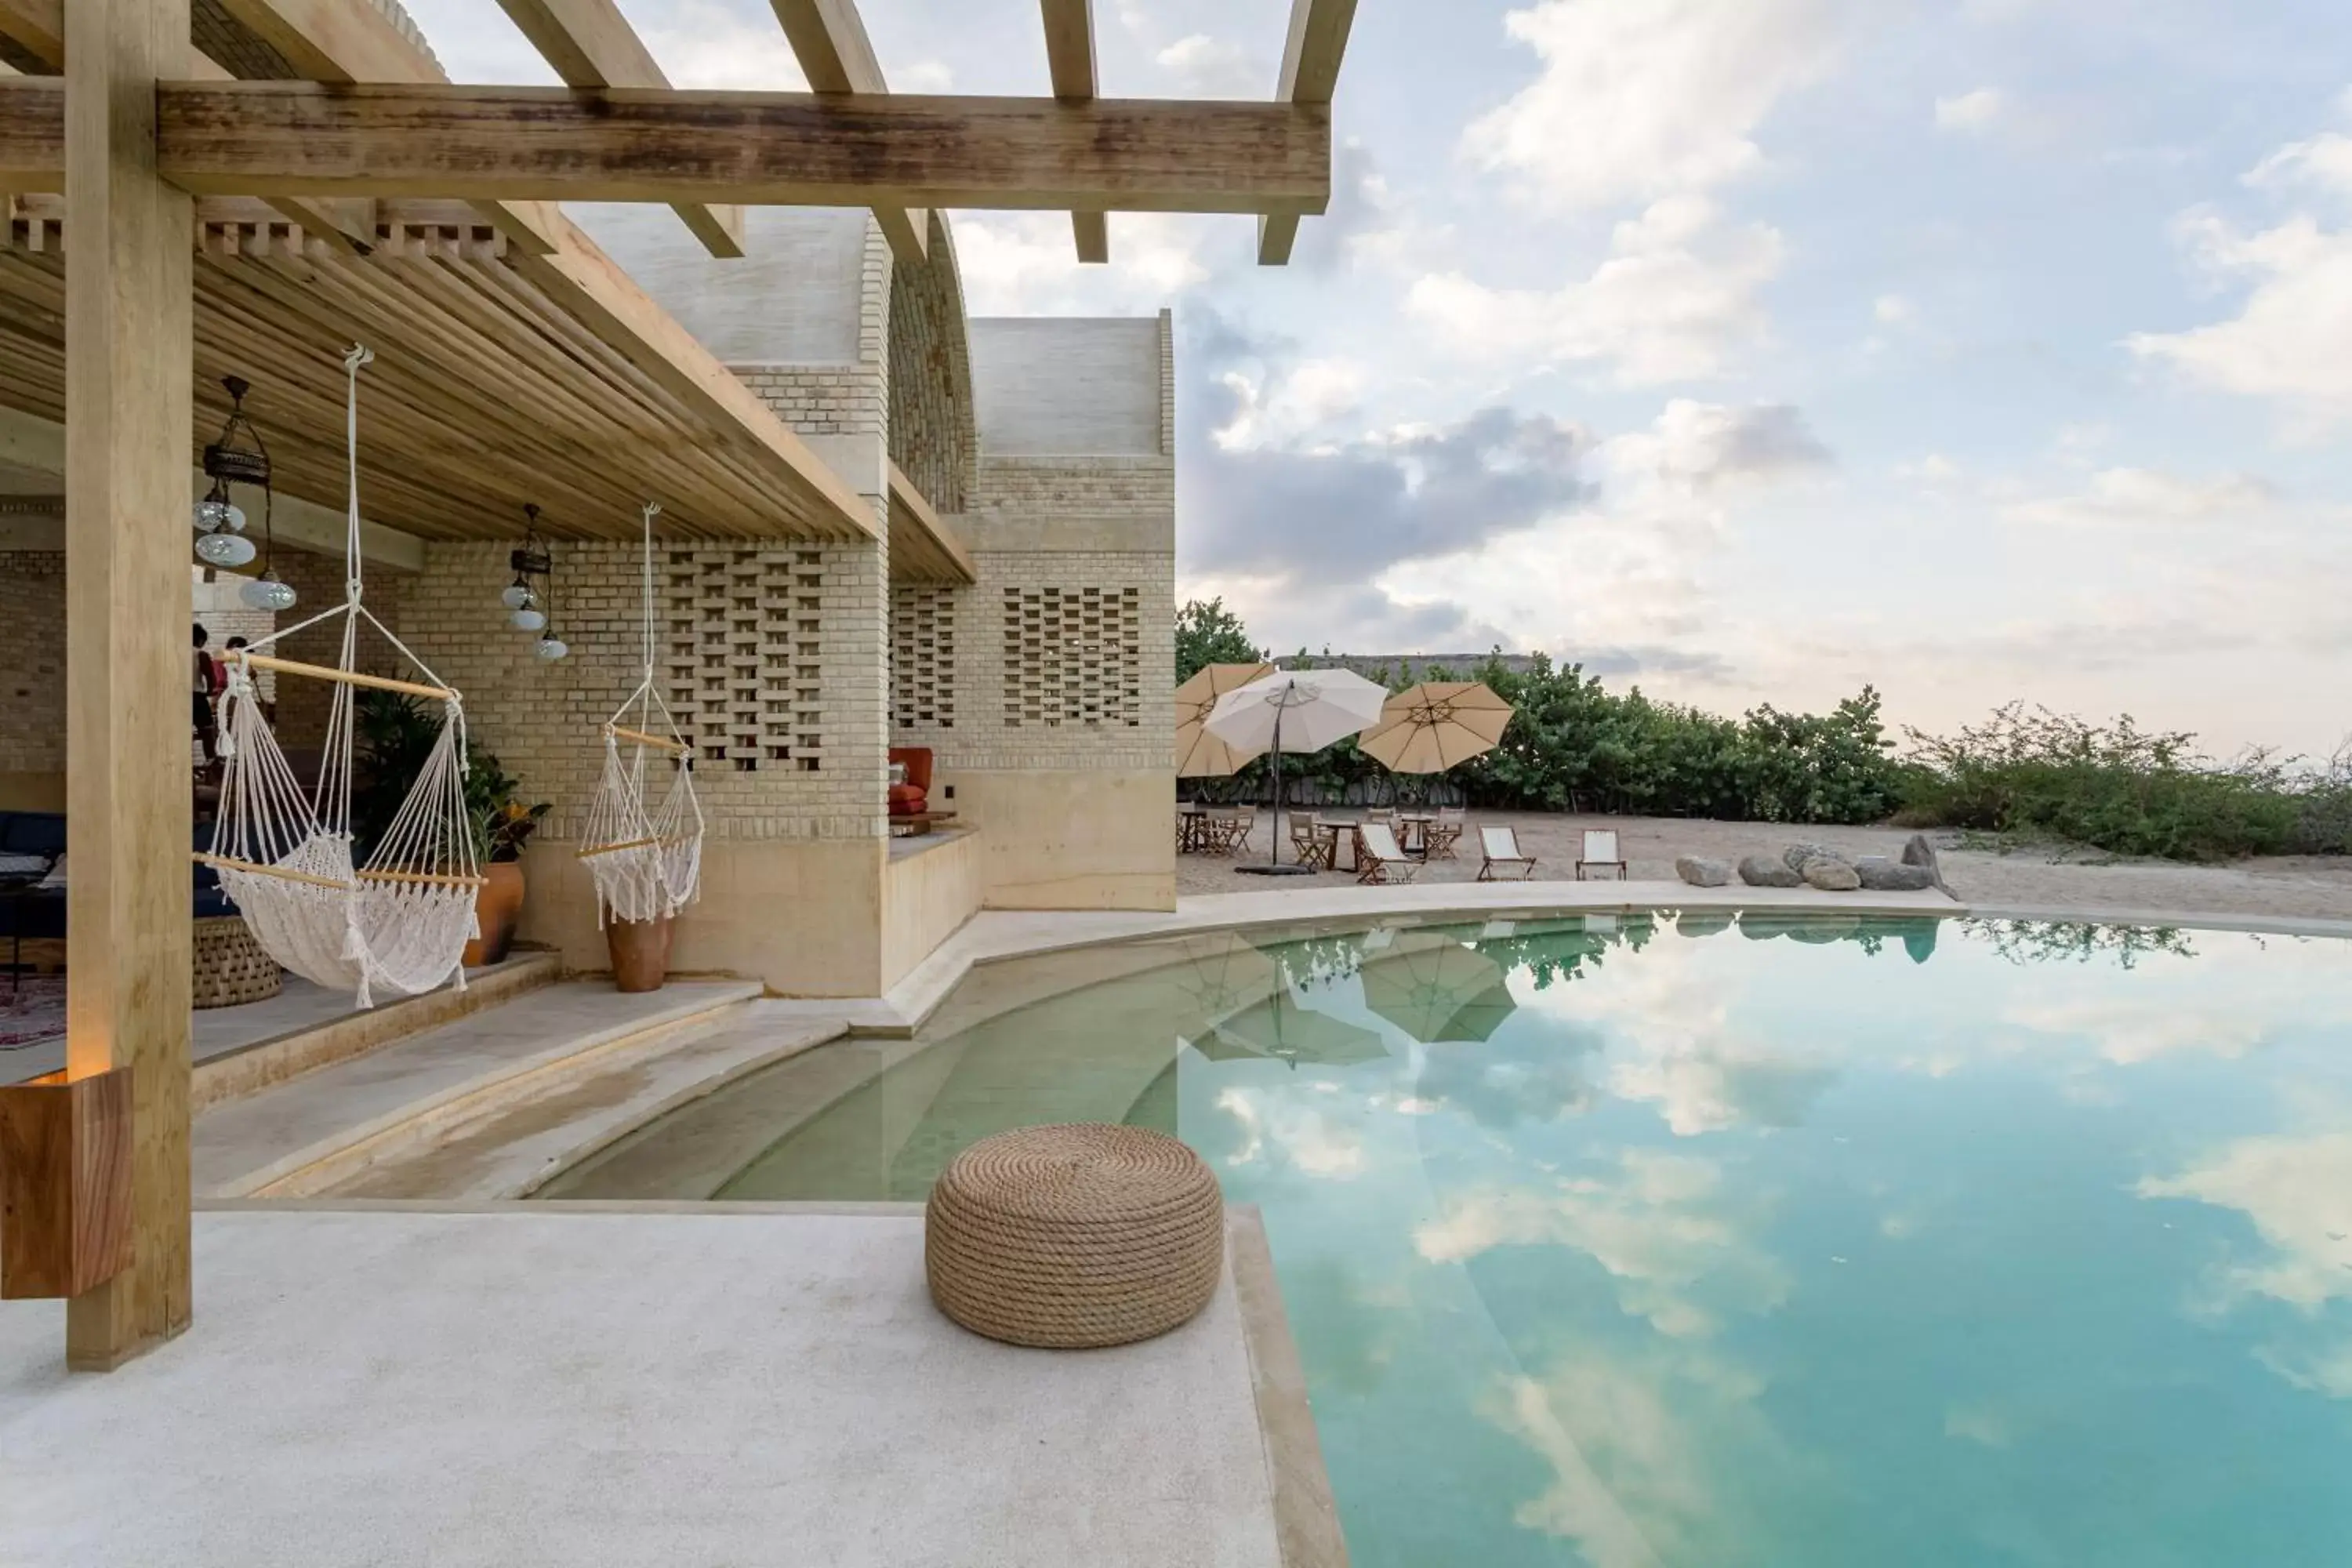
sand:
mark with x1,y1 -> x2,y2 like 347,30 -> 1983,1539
1175,808 -> 2352,925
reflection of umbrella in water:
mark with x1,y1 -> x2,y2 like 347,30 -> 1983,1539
1192,989 -> 1389,1069
1359,933 -> 1518,1043
1166,931 -> 1283,1033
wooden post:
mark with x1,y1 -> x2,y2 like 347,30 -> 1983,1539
62,0 -> 194,1370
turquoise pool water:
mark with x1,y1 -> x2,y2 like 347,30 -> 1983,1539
544,913 -> 2352,1566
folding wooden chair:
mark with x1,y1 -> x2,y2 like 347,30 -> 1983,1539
1577,828 -> 1628,880
1477,825 -> 1537,882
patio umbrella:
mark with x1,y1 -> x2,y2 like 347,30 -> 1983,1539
1165,931 -> 1283,1035
1358,932 -> 1518,1044
1358,681 -> 1515,775
1192,989 -> 1389,1069
1174,661 -> 1275,777
1204,667 -> 1390,874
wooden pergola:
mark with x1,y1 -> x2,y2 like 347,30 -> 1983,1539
0,0 -> 1353,1370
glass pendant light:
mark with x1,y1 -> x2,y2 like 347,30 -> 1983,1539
241,569 -> 298,612
510,606 -> 547,632
196,531 -> 257,568
535,631 -> 569,662
500,580 -> 535,611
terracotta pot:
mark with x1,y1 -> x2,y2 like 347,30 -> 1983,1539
606,913 -> 673,993
461,859 -> 526,967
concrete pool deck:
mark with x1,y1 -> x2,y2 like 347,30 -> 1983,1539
0,1204 -> 1328,1568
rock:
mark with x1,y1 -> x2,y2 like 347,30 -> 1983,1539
1783,842 -> 1849,873
1898,832 -> 1957,898
1802,858 -> 1862,892
1786,915 -> 1860,943
1675,912 -> 1736,938
1738,854 -> 1803,888
1854,856 -> 1939,892
1675,855 -> 1733,888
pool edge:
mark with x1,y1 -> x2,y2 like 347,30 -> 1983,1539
1231,1203 -> 1352,1568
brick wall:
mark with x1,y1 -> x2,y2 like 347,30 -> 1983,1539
0,550 -> 64,775
398,539 -> 887,843
887,216 -> 978,514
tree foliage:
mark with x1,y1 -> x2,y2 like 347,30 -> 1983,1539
1174,597 -> 1264,684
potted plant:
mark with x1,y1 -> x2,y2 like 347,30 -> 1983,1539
463,755 -> 550,967
354,693 -> 549,968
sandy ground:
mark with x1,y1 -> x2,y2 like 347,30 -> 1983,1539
1176,808 -> 2352,924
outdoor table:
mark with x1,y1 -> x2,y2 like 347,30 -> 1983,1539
1176,804 -> 1209,854
1396,812 -> 1436,858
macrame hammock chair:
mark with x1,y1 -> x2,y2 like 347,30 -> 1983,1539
202,346 -> 481,1010
578,501 -> 704,927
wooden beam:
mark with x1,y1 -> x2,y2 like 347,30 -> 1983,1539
0,0 -> 62,72
0,73 -> 60,189
148,82 -> 1330,215
1258,0 -> 1356,265
492,0 -> 746,259
1040,0 -> 1105,263
64,0 -> 194,1371
209,0 -> 561,256
511,213 -> 880,541
886,458 -> 973,583
768,0 -> 927,263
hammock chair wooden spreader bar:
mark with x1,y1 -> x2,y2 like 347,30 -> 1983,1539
202,345 -> 485,1010
579,501 -> 705,927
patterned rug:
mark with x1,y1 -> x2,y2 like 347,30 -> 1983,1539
0,974 -> 66,1051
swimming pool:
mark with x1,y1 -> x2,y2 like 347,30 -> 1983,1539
542,913 -> 2352,1566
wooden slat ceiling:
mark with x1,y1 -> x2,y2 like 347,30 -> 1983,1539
0,200 -> 875,545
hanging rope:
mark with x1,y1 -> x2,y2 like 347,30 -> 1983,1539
579,500 -> 704,927
204,346 -> 481,1009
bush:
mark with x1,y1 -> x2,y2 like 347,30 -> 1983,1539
1892,705 -> 2352,862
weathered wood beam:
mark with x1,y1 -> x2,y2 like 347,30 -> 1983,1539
769,0 -> 926,263
148,82 -> 1329,214
492,0 -> 745,258
1040,0 -> 1105,263
209,0 -> 563,256
0,72 -> 60,187
1258,0 -> 1355,265
886,458 -> 973,583
63,0 -> 194,1371
0,0 -> 63,73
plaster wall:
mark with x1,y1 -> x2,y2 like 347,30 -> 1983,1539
968,318 -> 1166,456
880,829 -> 985,990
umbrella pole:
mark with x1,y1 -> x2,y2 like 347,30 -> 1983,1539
1269,701 -> 1284,869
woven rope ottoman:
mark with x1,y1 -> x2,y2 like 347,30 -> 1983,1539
192,914 -> 284,1009
925,1123 -> 1225,1349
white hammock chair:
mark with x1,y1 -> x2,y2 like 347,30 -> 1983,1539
203,346 -> 481,1010
579,501 -> 704,927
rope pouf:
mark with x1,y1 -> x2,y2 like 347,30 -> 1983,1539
191,915 -> 284,1009
926,1123 -> 1225,1349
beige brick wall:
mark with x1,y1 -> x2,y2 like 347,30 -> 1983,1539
399,539 -> 887,843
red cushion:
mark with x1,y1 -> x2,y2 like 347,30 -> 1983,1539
887,783 -> 927,815
888,747 -> 934,793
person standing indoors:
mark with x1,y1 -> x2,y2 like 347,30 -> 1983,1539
193,622 -> 223,766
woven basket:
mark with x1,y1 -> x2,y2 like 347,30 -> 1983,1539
191,914 -> 284,1009
925,1123 -> 1224,1349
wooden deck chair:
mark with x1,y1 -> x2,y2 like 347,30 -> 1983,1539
1478,826 -> 1537,881
1577,829 -> 1628,881
1423,806 -> 1466,860
1289,812 -> 1333,870
1356,821 -> 1421,885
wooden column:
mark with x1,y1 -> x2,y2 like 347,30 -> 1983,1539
62,0 -> 194,1370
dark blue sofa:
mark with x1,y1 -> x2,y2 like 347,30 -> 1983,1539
0,813 -> 238,952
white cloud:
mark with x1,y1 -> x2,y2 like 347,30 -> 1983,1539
1414,1149 -> 1788,1337
1214,1087 -> 1367,1178
2129,108 -> 2352,433
1408,198 -> 1786,384
1464,0 -> 1849,212
1874,293 -> 1915,324
1607,400 -> 1833,494
637,2 -> 809,90
1211,358 -> 1369,449
1156,34 -> 1262,97
1935,88 -> 2005,133
2004,467 -> 2281,529
895,59 -> 956,93
953,212 -> 1213,314
2140,1131 -> 2352,1312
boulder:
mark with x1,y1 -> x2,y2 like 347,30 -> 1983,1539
1802,858 -> 1862,892
1898,832 -> 1956,898
1675,855 -> 1733,888
1675,912 -> 1736,938
1783,842 -> 1849,873
1738,854 -> 1803,888
1855,856 -> 1939,892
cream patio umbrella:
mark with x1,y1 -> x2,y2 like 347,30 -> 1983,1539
1205,666 -> 1391,876
1358,931 -> 1519,1044
1357,681 -> 1515,775
1174,661 -> 1276,776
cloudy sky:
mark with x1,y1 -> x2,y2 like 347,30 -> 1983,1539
405,0 -> 2352,754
